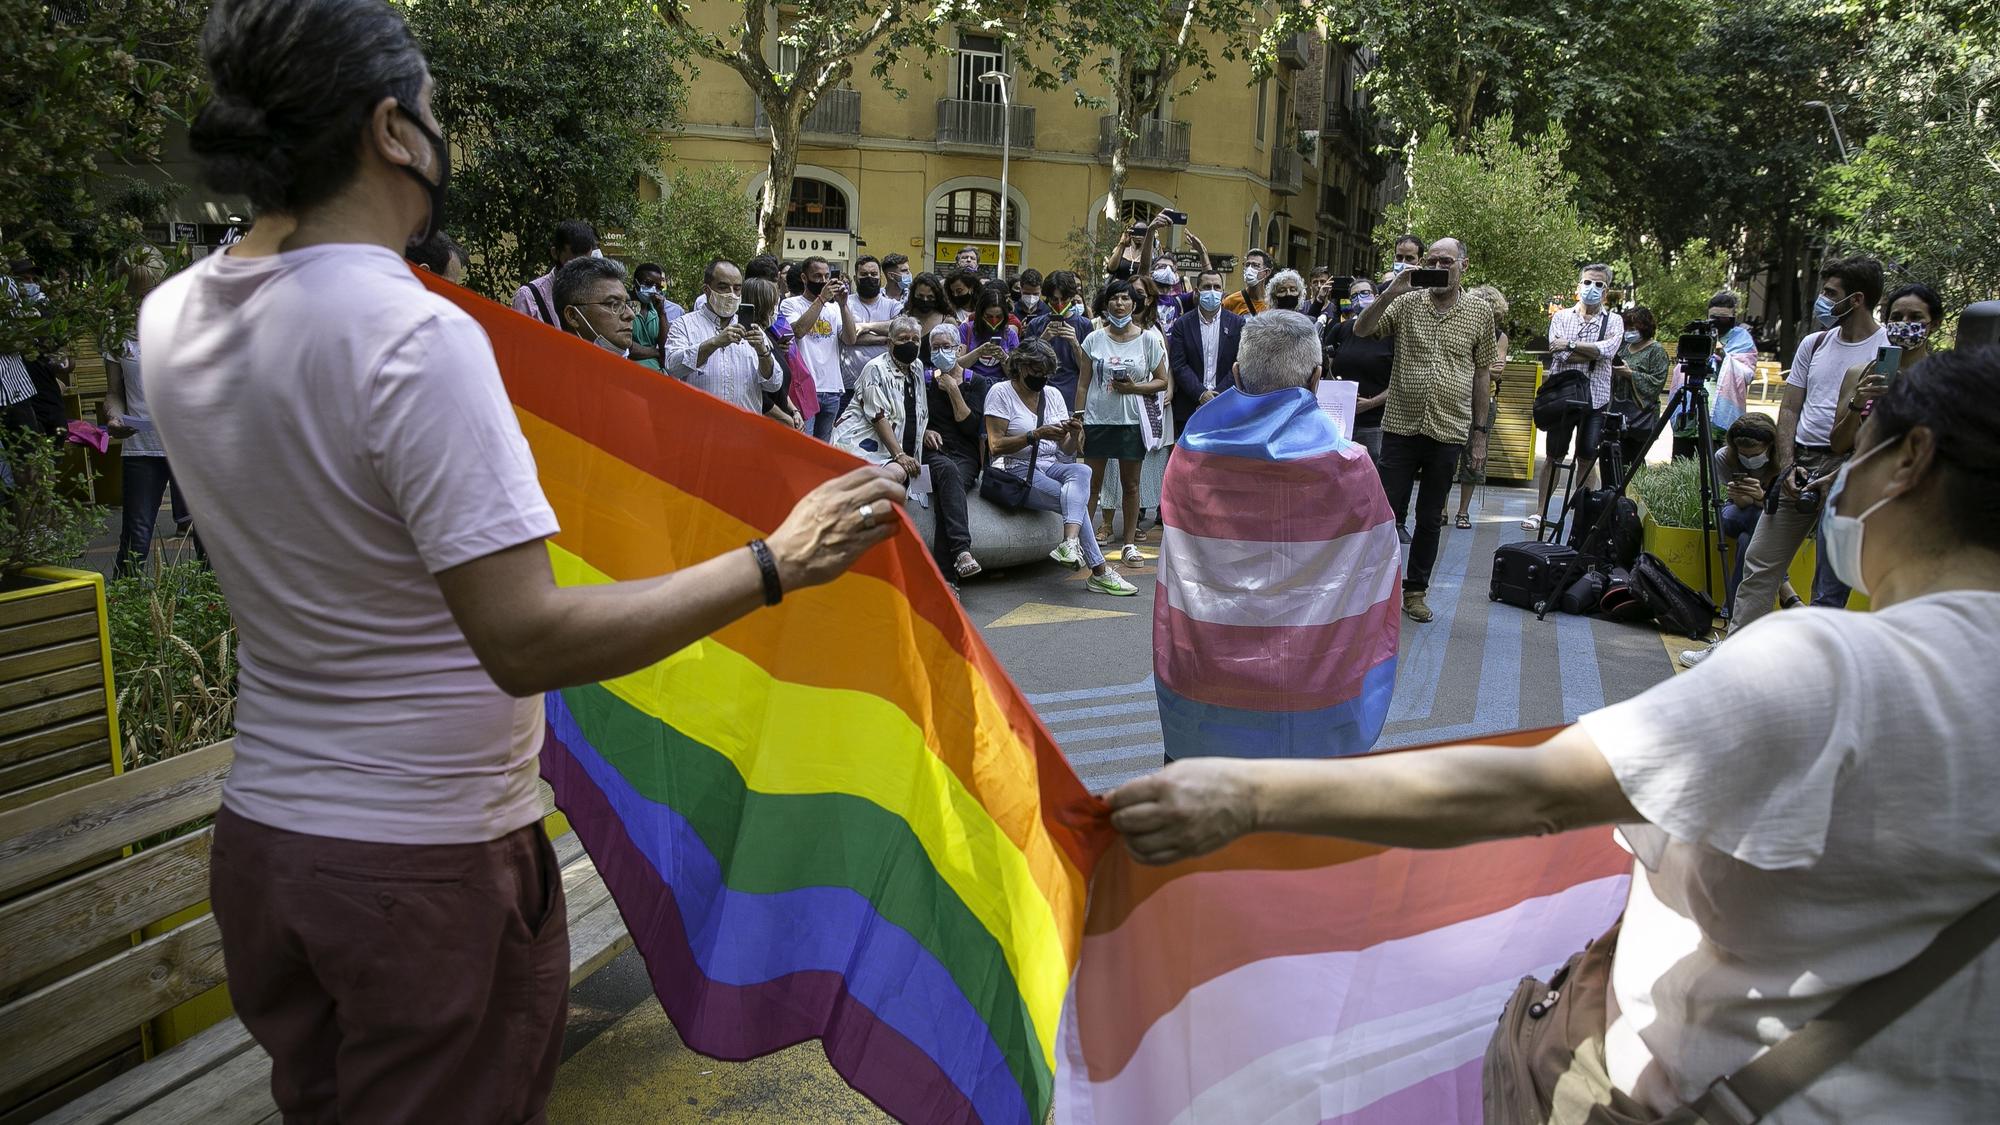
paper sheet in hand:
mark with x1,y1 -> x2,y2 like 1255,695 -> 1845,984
1316,379 -> 1358,440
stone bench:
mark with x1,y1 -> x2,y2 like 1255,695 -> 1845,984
905,490 -> 1065,572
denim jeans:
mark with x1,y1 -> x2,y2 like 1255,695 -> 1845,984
117,455 -> 188,577
1377,431 -> 1463,592
1718,501 -> 1762,618
811,392 -> 843,441
1026,461 -> 1104,568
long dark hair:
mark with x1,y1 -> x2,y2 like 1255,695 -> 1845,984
970,286 -> 1011,341
191,0 -> 428,215
905,272 -> 947,316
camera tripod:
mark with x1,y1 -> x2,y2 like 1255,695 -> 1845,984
1535,371 -> 1723,620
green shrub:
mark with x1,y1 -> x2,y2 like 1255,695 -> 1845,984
0,426 -> 100,574
1631,456 -> 1705,529
106,550 -> 236,770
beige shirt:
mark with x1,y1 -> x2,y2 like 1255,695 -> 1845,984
1370,289 -> 1496,444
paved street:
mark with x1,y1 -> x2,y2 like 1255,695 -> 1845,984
546,482 -> 1684,1120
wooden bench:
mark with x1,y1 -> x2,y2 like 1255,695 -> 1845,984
0,741 -> 631,1124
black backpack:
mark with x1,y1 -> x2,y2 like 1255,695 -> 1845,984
1630,552 -> 1717,639
1567,489 -> 1644,570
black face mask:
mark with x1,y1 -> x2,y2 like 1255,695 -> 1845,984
1022,373 -> 1049,392
395,106 -> 450,247
892,340 -> 921,364
857,277 -> 882,299
806,278 -> 828,297
1712,315 -> 1736,330
1273,293 -> 1301,310
908,293 -> 935,312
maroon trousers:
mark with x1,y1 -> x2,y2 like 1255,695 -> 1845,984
209,806 -> 569,1124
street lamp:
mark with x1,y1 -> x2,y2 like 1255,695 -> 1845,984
979,70 -> 1014,280
1804,100 -> 1850,161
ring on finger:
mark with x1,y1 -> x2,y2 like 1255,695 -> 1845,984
857,502 -> 877,530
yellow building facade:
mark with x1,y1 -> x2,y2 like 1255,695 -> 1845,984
664,9 -> 1397,285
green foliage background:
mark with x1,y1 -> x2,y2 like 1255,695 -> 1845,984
623,165 -> 759,308
401,0 -> 687,299
1380,117 -> 1602,334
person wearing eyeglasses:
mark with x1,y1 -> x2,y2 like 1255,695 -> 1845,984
665,258 -> 783,416
553,256 -> 636,357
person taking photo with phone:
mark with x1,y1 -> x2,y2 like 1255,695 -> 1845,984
1681,256 -> 1887,667
666,258 -> 781,416
1829,283 -> 1945,456
1712,414 -> 1801,620
1353,237 -> 1496,623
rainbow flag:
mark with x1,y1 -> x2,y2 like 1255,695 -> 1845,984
1054,731 -> 1633,1124
418,275 -> 1113,1125
1156,387 -> 1400,759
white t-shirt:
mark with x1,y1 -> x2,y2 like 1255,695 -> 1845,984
780,294 -> 846,395
1578,592 -> 2000,1122
1080,326 -> 1165,426
1788,325 -> 1887,446
140,243 -> 560,845
983,379 -> 1068,474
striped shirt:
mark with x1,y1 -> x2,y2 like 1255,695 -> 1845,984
1369,290 -> 1497,444
1548,304 -> 1624,409
0,354 -> 33,406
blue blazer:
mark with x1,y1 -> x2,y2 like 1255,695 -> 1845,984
1168,309 -> 1245,434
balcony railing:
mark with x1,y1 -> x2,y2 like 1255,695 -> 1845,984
936,98 -> 1036,150
1276,32 -> 1309,70
1097,116 -> 1192,168
753,88 -> 861,138
1270,147 -> 1302,195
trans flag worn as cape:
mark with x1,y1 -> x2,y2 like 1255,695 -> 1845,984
1155,386 -> 1400,760
416,272 -> 1114,1125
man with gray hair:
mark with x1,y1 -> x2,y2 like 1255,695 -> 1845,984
665,257 -> 781,414
553,255 -> 636,357
1152,309 -> 1401,762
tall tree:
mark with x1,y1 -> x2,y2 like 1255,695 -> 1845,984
1379,116 -> 1604,332
401,0 -> 687,298
623,165 -> 759,308
0,0 -> 204,356
657,0 -> 992,253
1822,0 -> 2000,322
1018,1 -> 1311,227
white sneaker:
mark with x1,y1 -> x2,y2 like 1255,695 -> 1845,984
1087,571 -> 1138,596
1678,643 -> 1718,669
1120,543 -> 1144,566
1520,515 -> 1545,532
1049,538 -> 1083,570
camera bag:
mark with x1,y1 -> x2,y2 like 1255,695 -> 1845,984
1630,552 -> 1717,639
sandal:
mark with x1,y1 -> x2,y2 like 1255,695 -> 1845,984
1780,594 -> 1804,610
1455,513 -> 1472,529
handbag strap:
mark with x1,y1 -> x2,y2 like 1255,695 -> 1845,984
1689,886 -> 2000,1125
1021,389 -> 1044,479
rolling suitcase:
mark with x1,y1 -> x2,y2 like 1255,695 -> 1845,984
1490,541 -> 1579,612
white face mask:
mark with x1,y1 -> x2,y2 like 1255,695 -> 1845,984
710,292 -> 740,320
1242,265 -> 1263,286
1152,266 -> 1178,286
1739,451 -> 1770,470
1819,438 -> 1898,596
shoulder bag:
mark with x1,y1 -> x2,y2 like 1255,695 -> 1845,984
979,391 -> 1044,509
1534,313 -> 1607,430
1485,887 -> 2000,1124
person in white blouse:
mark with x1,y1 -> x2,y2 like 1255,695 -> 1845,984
665,258 -> 781,415
1107,347 -> 2000,1123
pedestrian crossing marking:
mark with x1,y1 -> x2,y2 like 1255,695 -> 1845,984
986,601 -> 1139,628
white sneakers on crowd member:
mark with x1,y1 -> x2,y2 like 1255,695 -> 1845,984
1120,543 -> 1144,566
1050,539 -> 1083,570
1679,642 -> 1718,668
1087,571 -> 1138,597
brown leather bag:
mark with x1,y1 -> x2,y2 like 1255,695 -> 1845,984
1485,888 -> 2000,1125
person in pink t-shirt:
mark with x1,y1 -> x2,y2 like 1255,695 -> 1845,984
510,219 -> 598,327
144,2 -> 906,1120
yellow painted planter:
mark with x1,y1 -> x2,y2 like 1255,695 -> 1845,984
1641,517 -> 1867,612
0,567 -> 121,807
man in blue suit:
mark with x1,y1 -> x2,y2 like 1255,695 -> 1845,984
1167,268 -> 1245,436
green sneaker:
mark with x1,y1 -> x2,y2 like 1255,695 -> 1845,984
1049,538 -> 1084,570
1087,571 -> 1138,597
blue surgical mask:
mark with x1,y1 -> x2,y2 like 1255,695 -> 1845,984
1107,312 -> 1133,329
1198,290 -> 1223,313
1623,330 -> 1641,344
1819,438 -> 1898,596
1351,292 -> 1376,311
1066,302 -> 1085,318
932,347 -> 958,370
1579,281 -> 1606,304
1813,293 -> 1853,329
638,285 -> 660,300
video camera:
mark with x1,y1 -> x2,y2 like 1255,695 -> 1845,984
1678,318 -> 1720,381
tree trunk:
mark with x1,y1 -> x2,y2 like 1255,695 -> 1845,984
1455,72 -> 1485,147
758,105 -> 803,255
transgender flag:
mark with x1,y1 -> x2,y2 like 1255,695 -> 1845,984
1155,386 -> 1400,760
1056,728 -> 1633,1125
